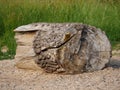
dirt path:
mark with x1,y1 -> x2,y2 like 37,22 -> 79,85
0,55 -> 120,90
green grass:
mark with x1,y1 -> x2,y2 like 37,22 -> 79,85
0,0 -> 120,60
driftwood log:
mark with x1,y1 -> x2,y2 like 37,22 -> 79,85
31,23 -> 112,74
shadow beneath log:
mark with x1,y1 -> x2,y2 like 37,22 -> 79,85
108,58 -> 120,68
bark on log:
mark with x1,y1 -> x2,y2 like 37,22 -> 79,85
33,23 -> 111,74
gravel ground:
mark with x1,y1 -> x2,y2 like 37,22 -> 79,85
0,56 -> 120,90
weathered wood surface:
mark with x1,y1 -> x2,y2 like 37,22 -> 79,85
31,23 -> 112,74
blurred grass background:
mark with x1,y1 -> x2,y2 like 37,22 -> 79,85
0,0 -> 120,60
